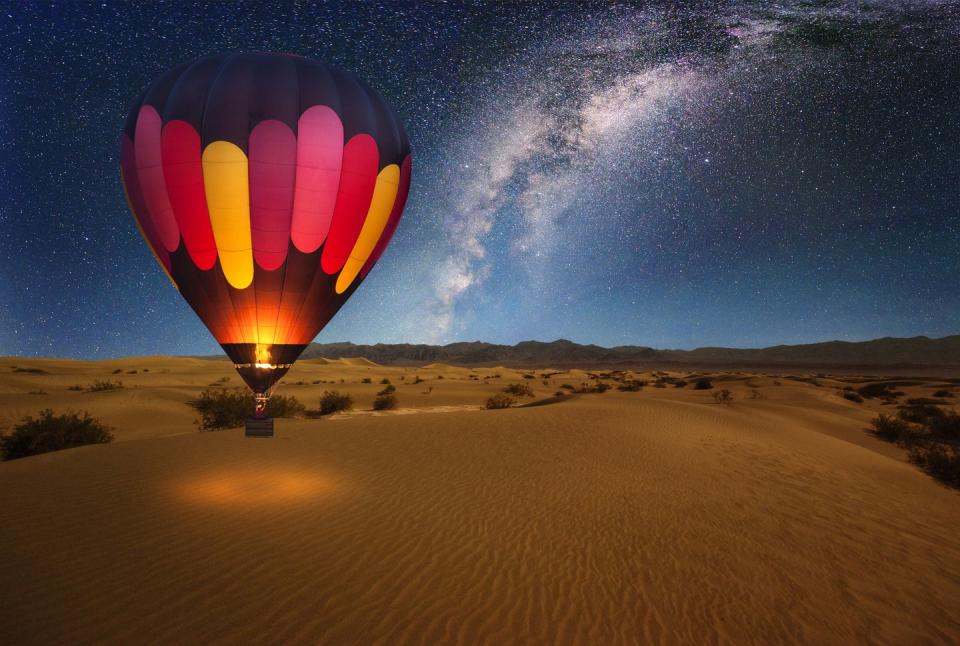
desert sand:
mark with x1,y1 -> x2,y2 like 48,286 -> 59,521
0,357 -> 958,644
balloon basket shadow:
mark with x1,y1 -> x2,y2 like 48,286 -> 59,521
244,417 -> 274,438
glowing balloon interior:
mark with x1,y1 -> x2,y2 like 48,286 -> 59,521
120,53 -> 411,411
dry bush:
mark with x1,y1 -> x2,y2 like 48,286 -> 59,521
713,389 -> 733,404
617,380 -> 646,392
842,390 -> 864,403
1,410 -> 113,460
578,382 -> 610,394
373,393 -> 398,411
503,383 -> 534,397
898,403 -> 944,425
360,377 -> 372,384
380,378 -> 391,385
870,413 -> 913,443
485,393 -> 515,409
928,412 -> 960,441
908,444 -> 960,488
188,388 -> 306,431
85,380 -> 123,392
377,384 -> 396,396
318,391 -> 353,416
693,379 -> 713,390
857,382 -> 902,399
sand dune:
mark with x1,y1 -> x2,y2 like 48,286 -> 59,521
0,358 -> 958,643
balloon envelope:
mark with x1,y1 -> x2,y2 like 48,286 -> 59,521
120,53 -> 411,393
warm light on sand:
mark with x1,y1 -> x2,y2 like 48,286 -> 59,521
174,468 -> 335,506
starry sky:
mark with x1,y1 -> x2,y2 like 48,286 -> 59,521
1,1 -> 959,358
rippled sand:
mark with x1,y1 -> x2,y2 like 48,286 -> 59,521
0,358 -> 958,643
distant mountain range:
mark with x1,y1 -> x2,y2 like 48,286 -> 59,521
297,335 -> 960,370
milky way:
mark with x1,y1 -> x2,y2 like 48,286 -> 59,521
1,1 -> 958,357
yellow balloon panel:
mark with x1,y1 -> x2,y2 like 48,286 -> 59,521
202,141 -> 254,289
335,164 -> 401,294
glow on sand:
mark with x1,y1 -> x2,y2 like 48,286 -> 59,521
174,468 -> 336,506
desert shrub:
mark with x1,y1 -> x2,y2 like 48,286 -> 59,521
554,391 -> 565,397
318,390 -> 353,416
617,380 -> 646,392
111,368 -> 123,374
267,393 -> 307,418
188,389 -> 248,430
927,412 -> 960,441
713,389 -> 733,404
653,383 -> 666,388
188,388 -> 305,431
560,383 -> 575,390
142,368 -> 149,372
673,380 -> 688,388
933,389 -> 953,398
377,384 -> 396,396
578,382 -> 610,394
908,443 -> 960,488
1,409 -> 113,460
869,414 -> 913,443
842,391 -> 864,403
897,403 -> 944,425
67,384 -> 83,391
373,393 -> 398,410
503,383 -> 534,397
28,390 -> 47,395
360,377 -> 372,384
380,378 -> 391,385
85,380 -> 123,392
413,375 -> 423,384
485,393 -> 515,409
857,382 -> 903,399
126,370 -> 138,374
693,379 -> 713,390
522,373 -> 535,380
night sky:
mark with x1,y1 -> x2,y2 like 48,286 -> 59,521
2,1 -> 958,359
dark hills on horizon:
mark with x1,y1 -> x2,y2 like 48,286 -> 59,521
296,335 -> 960,371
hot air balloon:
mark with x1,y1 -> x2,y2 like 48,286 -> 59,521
120,53 -> 411,433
